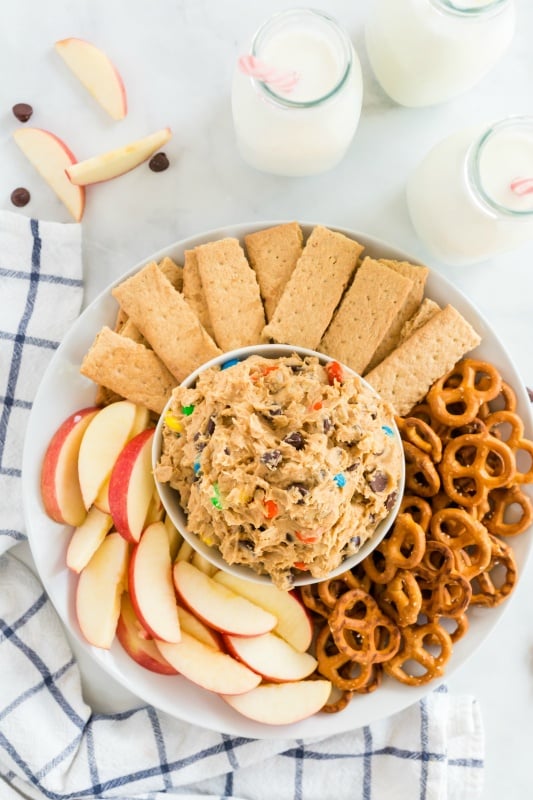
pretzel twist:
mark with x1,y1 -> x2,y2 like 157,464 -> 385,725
328,588 -> 401,664
427,359 -> 502,427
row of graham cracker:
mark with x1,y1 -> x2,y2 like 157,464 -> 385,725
80,223 -> 480,418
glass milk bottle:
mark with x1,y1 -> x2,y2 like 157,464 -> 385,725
232,9 -> 363,177
406,117 -> 533,265
365,0 -> 515,107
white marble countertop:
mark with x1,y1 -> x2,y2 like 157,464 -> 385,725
2,0 -> 533,797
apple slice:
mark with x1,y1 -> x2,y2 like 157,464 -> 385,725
224,632 -> 317,683
66,505 -> 114,573
129,522 -> 181,643
164,514 -> 182,561
191,550 -> 217,577
117,593 -> 178,675
176,539 -> 194,563
13,128 -> 85,221
66,128 -> 172,186
77,400 -> 139,510
55,37 -> 127,121
213,571 -> 313,652
93,476 -> 110,513
40,407 -> 99,526
76,532 -> 129,649
145,489 -> 165,526
156,633 -> 261,695
173,561 -> 276,637
131,405 -> 151,436
222,680 -> 332,725
108,428 -> 155,543
177,605 -> 221,650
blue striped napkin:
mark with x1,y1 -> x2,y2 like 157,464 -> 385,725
0,210 -> 484,800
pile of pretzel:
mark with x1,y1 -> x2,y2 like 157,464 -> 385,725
301,358 -> 533,712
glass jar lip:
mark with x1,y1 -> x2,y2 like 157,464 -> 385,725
467,115 -> 533,219
429,0 -> 510,17
250,8 -> 353,109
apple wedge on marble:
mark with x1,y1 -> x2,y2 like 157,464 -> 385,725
55,37 -> 128,121
13,127 -> 85,221
66,128 -> 172,186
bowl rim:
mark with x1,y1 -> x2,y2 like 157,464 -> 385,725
152,342 -> 406,587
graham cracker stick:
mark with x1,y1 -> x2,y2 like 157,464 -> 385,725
365,259 -> 429,371
81,327 -> 177,415
195,237 -> 266,350
244,222 -> 303,321
182,249 -> 215,340
365,304 -> 481,417
321,258 -> 413,375
263,225 -> 363,349
112,261 -> 220,382
158,256 -> 183,293
398,298 -> 441,345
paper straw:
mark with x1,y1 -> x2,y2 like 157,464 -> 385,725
510,177 -> 533,196
238,55 -> 300,93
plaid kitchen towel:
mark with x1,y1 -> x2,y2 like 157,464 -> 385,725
0,210 -> 484,800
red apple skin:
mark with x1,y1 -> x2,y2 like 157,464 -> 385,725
108,427 -> 155,542
129,522 -> 181,643
14,128 -> 86,221
116,593 -> 178,675
40,407 -> 99,525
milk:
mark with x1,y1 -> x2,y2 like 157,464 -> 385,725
406,118 -> 533,265
365,0 -> 515,107
232,9 -> 363,177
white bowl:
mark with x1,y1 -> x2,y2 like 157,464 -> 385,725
153,343 -> 405,587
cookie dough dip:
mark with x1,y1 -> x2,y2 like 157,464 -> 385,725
156,353 -> 402,589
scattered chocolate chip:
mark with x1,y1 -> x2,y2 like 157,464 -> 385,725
268,405 -> 283,416
205,416 -> 216,436
224,447 -> 231,455
10,187 -> 30,207
527,386 -> 533,403
12,103 -> 33,122
289,364 -> 303,373
260,449 -> 282,469
368,471 -> 388,493
283,431 -> 305,450
347,460 -> 360,472
149,152 -> 169,172
323,417 -> 332,433
385,491 -> 398,511
351,535 -> 361,547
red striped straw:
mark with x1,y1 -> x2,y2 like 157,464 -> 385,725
510,177 -> 533,196
238,54 -> 300,93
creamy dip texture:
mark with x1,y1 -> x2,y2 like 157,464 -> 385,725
156,354 -> 402,589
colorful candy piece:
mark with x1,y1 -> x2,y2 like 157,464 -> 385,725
221,358 -> 240,370
326,361 -> 344,385
263,499 -> 279,519
333,472 -> 346,488
210,482 -> 223,509
382,424 -> 394,437
164,412 -> 183,433
182,404 -> 195,416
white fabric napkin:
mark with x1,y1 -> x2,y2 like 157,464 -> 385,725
0,210 -> 485,800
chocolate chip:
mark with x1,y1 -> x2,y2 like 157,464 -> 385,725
283,431 -> 305,450
289,483 -> 309,504
268,405 -> 283,416
205,416 -> 216,436
239,539 -> 255,551
10,187 -> 30,207
368,471 -> 387,493
351,535 -> 361,547
260,449 -> 282,469
149,152 -> 169,172
347,460 -> 360,472
385,491 -> 398,511
527,386 -> 533,403
224,447 -> 231,455
12,103 -> 33,122
323,418 -> 332,433
289,364 -> 303,373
